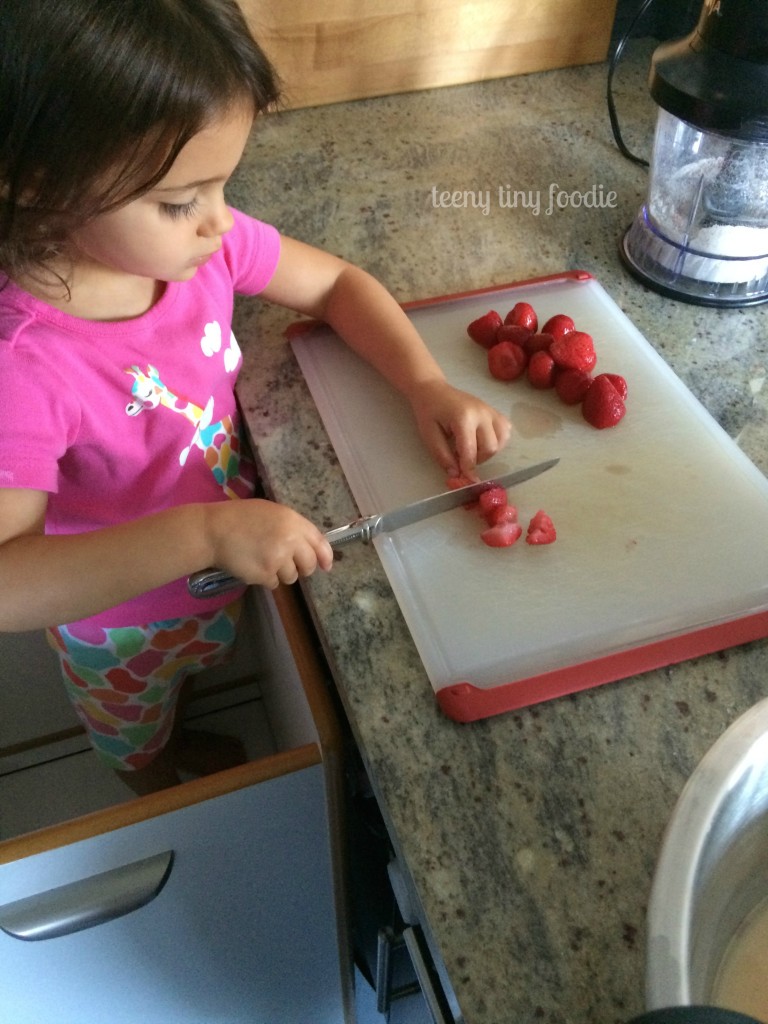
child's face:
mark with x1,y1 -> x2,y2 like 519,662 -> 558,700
70,105 -> 254,283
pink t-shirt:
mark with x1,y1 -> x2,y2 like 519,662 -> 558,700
0,208 -> 281,627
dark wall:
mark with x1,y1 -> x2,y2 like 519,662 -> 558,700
611,0 -> 701,49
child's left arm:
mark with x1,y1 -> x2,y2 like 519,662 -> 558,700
260,236 -> 512,478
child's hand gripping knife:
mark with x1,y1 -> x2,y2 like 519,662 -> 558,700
0,490 -> 334,632
202,497 -> 334,591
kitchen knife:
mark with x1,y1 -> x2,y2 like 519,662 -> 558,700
187,457 -> 559,599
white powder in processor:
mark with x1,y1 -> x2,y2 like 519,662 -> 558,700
712,895 -> 768,1020
652,157 -> 768,283
696,223 -> 768,258
689,223 -> 768,283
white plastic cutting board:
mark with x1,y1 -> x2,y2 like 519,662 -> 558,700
291,272 -> 768,720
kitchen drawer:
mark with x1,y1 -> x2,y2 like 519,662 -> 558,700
0,584 -> 352,1024
385,856 -> 463,1024
0,585 -> 330,836
0,756 -> 343,1024
0,583 -> 285,757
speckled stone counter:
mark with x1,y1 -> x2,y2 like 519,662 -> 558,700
230,41 -> 768,1024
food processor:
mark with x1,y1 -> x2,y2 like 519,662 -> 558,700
620,0 -> 768,306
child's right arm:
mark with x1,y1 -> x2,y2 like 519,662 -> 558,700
0,488 -> 333,632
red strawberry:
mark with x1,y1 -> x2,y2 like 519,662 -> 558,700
496,323 -> 532,346
527,349 -> 557,389
487,341 -> 527,381
485,504 -> 518,526
446,473 -> 475,489
478,485 -> 508,519
582,374 -> 626,429
523,331 -> 555,357
446,472 -> 480,509
526,510 -> 556,545
481,521 -> 523,548
467,310 -> 503,349
549,331 -> 596,373
541,313 -> 575,341
555,368 -> 593,405
505,301 -> 538,333
603,373 -> 628,401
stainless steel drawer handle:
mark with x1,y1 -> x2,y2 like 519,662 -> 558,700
0,850 -> 174,941
402,925 -> 455,1024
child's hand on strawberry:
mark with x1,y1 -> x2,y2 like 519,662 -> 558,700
407,379 -> 511,478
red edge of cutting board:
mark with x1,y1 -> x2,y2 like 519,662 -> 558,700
436,610 -> 768,723
283,270 -> 594,341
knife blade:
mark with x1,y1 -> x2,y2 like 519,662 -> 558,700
187,457 -> 558,599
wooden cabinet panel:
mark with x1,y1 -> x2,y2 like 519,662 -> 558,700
240,0 -> 619,108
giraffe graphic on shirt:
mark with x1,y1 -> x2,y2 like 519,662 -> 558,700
124,364 -> 203,423
123,324 -> 248,498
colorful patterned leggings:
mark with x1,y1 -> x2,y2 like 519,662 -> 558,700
46,600 -> 242,772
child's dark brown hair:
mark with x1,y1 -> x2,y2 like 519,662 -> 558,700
0,0 -> 280,279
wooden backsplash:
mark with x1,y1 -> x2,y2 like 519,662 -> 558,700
239,0 -> 619,109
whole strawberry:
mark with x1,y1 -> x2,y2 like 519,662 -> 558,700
602,373 -> 628,401
505,301 -> 538,334
523,331 -> 555,357
527,349 -> 557,389
467,310 -> 503,349
549,331 -> 597,373
540,313 -> 575,342
496,323 -> 532,346
555,368 -> 593,405
582,374 -> 626,429
487,341 -> 527,381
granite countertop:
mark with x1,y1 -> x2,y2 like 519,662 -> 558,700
230,41 -> 768,1024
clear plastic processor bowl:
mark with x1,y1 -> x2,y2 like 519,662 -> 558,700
622,110 -> 768,306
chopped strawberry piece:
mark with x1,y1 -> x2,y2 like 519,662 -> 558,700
582,374 -> 626,429
467,310 -> 503,349
603,373 -> 628,401
496,323 -> 532,346
445,473 -> 475,490
445,472 -> 481,509
523,331 -> 555,357
555,368 -> 593,405
478,485 -> 508,520
485,504 -> 518,527
540,313 -> 575,341
549,331 -> 597,373
481,521 -> 523,548
526,509 -> 557,545
504,301 -> 538,334
527,349 -> 557,389
487,341 -> 527,381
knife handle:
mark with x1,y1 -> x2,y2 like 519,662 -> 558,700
187,514 -> 382,599
323,514 -> 382,547
187,568 -> 242,599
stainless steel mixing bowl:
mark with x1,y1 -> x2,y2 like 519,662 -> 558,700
646,696 -> 768,1012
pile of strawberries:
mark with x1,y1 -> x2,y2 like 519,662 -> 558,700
467,301 -> 627,429
446,477 -> 556,549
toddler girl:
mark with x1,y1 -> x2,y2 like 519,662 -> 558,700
0,0 -> 511,791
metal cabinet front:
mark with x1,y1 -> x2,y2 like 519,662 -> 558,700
0,762 -> 344,1024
